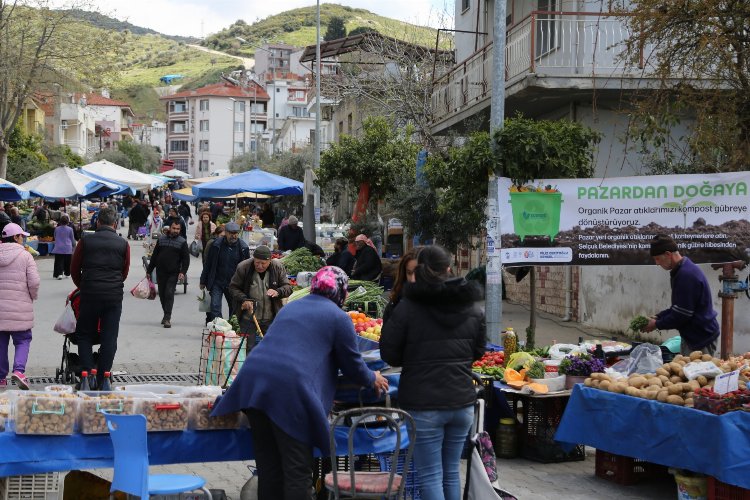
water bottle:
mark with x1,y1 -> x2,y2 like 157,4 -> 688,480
89,369 -> 98,391
101,372 -> 112,392
80,371 -> 90,392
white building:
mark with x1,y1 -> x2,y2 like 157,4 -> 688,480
160,82 -> 270,176
131,120 -> 167,157
266,77 -> 324,154
82,92 -> 135,152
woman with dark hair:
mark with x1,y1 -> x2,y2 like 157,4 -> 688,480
51,214 -> 77,279
382,246 -> 422,324
211,266 -> 389,499
194,212 -> 216,255
202,225 -> 224,264
380,245 -> 486,500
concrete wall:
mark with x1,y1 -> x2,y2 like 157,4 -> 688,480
503,266 -> 580,319
579,265 -> 750,353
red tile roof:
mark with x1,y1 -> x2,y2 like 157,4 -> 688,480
161,82 -> 270,100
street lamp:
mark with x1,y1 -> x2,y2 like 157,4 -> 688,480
237,37 -> 277,156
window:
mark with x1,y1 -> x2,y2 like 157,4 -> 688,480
234,141 -> 245,154
170,140 -> 188,152
199,99 -> 209,111
309,129 -> 316,145
536,0 -> 558,57
174,159 -> 189,171
234,121 -> 245,132
169,101 -> 187,113
198,160 -> 209,172
199,140 -> 209,151
250,122 -> 265,133
250,103 -> 265,114
461,0 -> 470,12
291,106 -> 309,118
199,120 -> 209,131
347,113 -> 353,134
250,139 -> 257,152
171,121 -> 187,133
338,121 -> 343,135
234,101 -> 245,112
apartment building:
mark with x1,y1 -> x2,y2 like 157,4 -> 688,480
254,43 -> 300,80
131,120 -> 167,157
160,82 -> 270,176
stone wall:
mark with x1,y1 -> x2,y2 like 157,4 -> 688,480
503,266 -> 579,320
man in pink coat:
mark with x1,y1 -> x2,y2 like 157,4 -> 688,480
0,223 -> 40,389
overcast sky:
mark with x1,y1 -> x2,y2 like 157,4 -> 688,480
78,0 -> 454,38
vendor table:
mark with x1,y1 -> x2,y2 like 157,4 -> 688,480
555,385 -> 750,489
0,426 -> 408,477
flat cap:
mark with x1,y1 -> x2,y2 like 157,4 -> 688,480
253,245 -> 272,260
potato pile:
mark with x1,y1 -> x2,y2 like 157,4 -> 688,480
584,351 -> 749,407
141,398 -> 188,431
79,393 -> 139,434
188,398 -> 240,430
15,393 -> 78,435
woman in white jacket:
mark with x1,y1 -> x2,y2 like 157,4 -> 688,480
0,223 -> 40,390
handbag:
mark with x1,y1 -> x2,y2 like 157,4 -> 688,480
198,290 -> 211,313
53,303 -> 77,335
189,240 -> 201,258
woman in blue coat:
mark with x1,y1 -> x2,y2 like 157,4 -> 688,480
211,266 -> 389,500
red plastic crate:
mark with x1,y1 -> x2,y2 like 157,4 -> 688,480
708,476 -> 750,500
594,450 -> 669,485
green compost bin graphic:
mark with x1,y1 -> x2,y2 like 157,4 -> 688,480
509,191 -> 562,242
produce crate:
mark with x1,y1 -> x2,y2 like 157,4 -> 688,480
708,476 -> 750,500
0,472 -> 63,500
377,450 -> 420,499
517,395 -> 585,463
594,449 -> 669,485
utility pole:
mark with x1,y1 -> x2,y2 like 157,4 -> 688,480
303,0 -> 321,242
486,0 -> 507,345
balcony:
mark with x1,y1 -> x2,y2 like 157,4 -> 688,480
431,11 -> 655,131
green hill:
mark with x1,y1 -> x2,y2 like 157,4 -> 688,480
62,9 -> 197,44
202,3 -> 448,56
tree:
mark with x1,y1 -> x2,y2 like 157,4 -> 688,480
318,117 -> 420,217
94,149 -> 132,170
348,26 -> 377,37
0,1 -> 124,178
6,122 -> 49,184
619,1 -> 750,171
324,16 -> 346,41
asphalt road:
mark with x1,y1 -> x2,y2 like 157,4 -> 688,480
26,234 -> 209,377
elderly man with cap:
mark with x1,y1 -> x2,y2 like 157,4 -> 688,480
643,234 -> 720,356
200,221 -> 250,322
228,245 -> 292,347
277,215 -> 306,252
351,234 -> 382,282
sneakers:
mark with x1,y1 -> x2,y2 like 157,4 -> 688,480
163,319 -> 171,328
56,276 -> 63,280
11,371 -> 29,390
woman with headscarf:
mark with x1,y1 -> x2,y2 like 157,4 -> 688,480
350,233 -> 382,282
380,245 -> 486,500
211,266 -> 389,500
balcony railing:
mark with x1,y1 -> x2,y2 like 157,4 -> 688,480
431,11 -> 654,126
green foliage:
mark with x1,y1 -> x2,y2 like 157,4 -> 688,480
117,140 -> 145,172
348,26 -> 378,37
93,141 -> 161,173
42,144 -> 84,169
318,117 -> 419,203
94,150 -> 132,170
7,123 -> 49,184
110,85 -> 166,122
324,16 -> 347,41
61,9 -> 196,43
493,116 -> 600,187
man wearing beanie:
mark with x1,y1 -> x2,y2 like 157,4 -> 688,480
200,222 -> 250,322
277,215 -> 305,252
229,245 -> 293,350
644,234 -> 719,355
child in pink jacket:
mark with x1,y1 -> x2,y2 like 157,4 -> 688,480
0,223 -> 40,389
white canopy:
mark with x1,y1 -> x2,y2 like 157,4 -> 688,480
20,167 -> 121,199
80,160 -> 164,191
161,168 -> 192,179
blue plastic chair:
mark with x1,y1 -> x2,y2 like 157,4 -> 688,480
103,412 -> 213,500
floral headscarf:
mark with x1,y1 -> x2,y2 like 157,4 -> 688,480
310,266 -> 349,307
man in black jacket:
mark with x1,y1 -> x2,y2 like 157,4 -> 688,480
164,206 -> 187,239
146,220 -> 190,328
277,216 -> 305,251
127,200 -> 149,239
200,222 -> 250,321
71,208 -> 130,387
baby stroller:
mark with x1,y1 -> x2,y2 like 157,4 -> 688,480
55,289 -> 100,384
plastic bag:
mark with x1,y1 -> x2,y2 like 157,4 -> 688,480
207,317 -> 232,334
189,240 -> 201,258
610,343 -> 663,376
683,361 -> 724,381
662,335 -> 682,354
53,303 -> 77,335
198,290 -> 211,313
130,277 -> 151,299
549,343 -> 586,360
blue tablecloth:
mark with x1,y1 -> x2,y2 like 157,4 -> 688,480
0,425 -> 409,477
555,385 -> 750,489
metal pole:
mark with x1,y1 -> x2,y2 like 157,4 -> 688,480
253,84 -> 258,165
302,0 -> 320,242
271,53 -> 276,156
486,0 -> 507,345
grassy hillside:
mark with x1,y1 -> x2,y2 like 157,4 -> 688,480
202,3 -> 449,55
62,9 -> 197,44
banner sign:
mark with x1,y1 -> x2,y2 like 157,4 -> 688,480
498,172 -> 750,266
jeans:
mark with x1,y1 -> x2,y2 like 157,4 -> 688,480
0,330 -> 32,379
244,409 -> 315,500
208,284 -> 234,321
410,406 -> 474,500
157,273 -> 178,318
53,254 -> 71,277
77,295 -> 122,387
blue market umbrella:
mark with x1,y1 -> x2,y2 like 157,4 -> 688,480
191,168 -> 303,198
0,178 -> 30,201
21,167 -> 122,200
